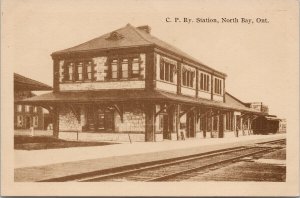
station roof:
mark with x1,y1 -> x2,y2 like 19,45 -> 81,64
264,115 -> 281,121
14,73 -> 52,91
52,24 -> 226,77
19,89 -> 263,114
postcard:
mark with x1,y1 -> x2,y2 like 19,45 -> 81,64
1,0 -> 299,196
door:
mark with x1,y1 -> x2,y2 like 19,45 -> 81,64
163,115 -> 170,139
104,110 -> 114,131
186,113 -> 195,138
25,116 -> 31,129
96,108 -> 114,131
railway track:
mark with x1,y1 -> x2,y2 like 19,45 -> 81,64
76,139 -> 285,182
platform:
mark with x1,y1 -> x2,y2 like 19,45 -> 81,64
14,133 -> 285,182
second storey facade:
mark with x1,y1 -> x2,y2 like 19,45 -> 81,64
53,46 -> 226,102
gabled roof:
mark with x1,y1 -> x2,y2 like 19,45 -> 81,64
225,92 -> 248,108
19,90 -> 262,114
52,24 -> 226,77
14,73 -> 52,91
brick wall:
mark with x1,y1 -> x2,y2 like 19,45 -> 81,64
114,106 -> 145,133
59,107 -> 81,131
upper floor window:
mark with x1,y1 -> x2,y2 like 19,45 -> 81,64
132,58 -> 140,78
66,62 -> 74,81
85,61 -> 93,80
200,73 -> 210,92
76,62 -> 83,81
108,57 -> 142,80
64,60 -> 95,82
214,78 -> 222,95
182,68 -> 195,88
111,59 -> 118,79
33,106 -> 37,113
121,59 -> 129,79
25,105 -> 30,112
160,59 -> 175,83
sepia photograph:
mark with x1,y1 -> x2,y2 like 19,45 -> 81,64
1,0 -> 299,196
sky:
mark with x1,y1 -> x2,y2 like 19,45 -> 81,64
4,0 -> 298,122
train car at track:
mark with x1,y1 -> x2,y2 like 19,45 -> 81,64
251,115 -> 281,134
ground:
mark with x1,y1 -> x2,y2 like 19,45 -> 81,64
14,135 -> 116,150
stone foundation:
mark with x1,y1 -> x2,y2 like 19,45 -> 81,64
59,131 -> 145,142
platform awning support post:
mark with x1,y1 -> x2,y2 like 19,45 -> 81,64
52,104 -> 59,138
145,102 -> 155,142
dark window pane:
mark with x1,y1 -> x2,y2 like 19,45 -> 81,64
190,72 -> 194,87
200,73 -> 203,90
204,74 -> 206,90
67,63 -> 74,81
186,71 -> 190,87
121,59 -> 128,79
132,59 -> 140,78
85,61 -> 93,80
207,75 -> 209,90
111,60 -> 118,79
170,64 -> 174,82
165,63 -> 169,81
160,60 -> 164,80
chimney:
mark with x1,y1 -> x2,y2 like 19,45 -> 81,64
137,25 -> 151,34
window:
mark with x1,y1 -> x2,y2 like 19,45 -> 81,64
169,64 -> 174,82
108,57 -> 141,80
158,115 -> 164,131
200,72 -> 210,91
33,106 -> 37,113
182,68 -> 195,87
165,63 -> 170,81
85,61 -> 93,80
121,59 -> 129,79
160,59 -> 175,83
76,62 -> 83,81
214,78 -> 222,94
64,60 -> 94,82
17,105 -> 22,112
25,105 -> 30,112
160,61 -> 164,80
66,62 -> 74,81
131,58 -> 140,78
111,59 -> 118,79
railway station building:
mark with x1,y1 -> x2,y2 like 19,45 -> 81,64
14,73 -> 52,130
21,24 -> 266,142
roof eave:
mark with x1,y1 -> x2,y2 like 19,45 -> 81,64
153,45 -> 227,78
51,44 -> 155,59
